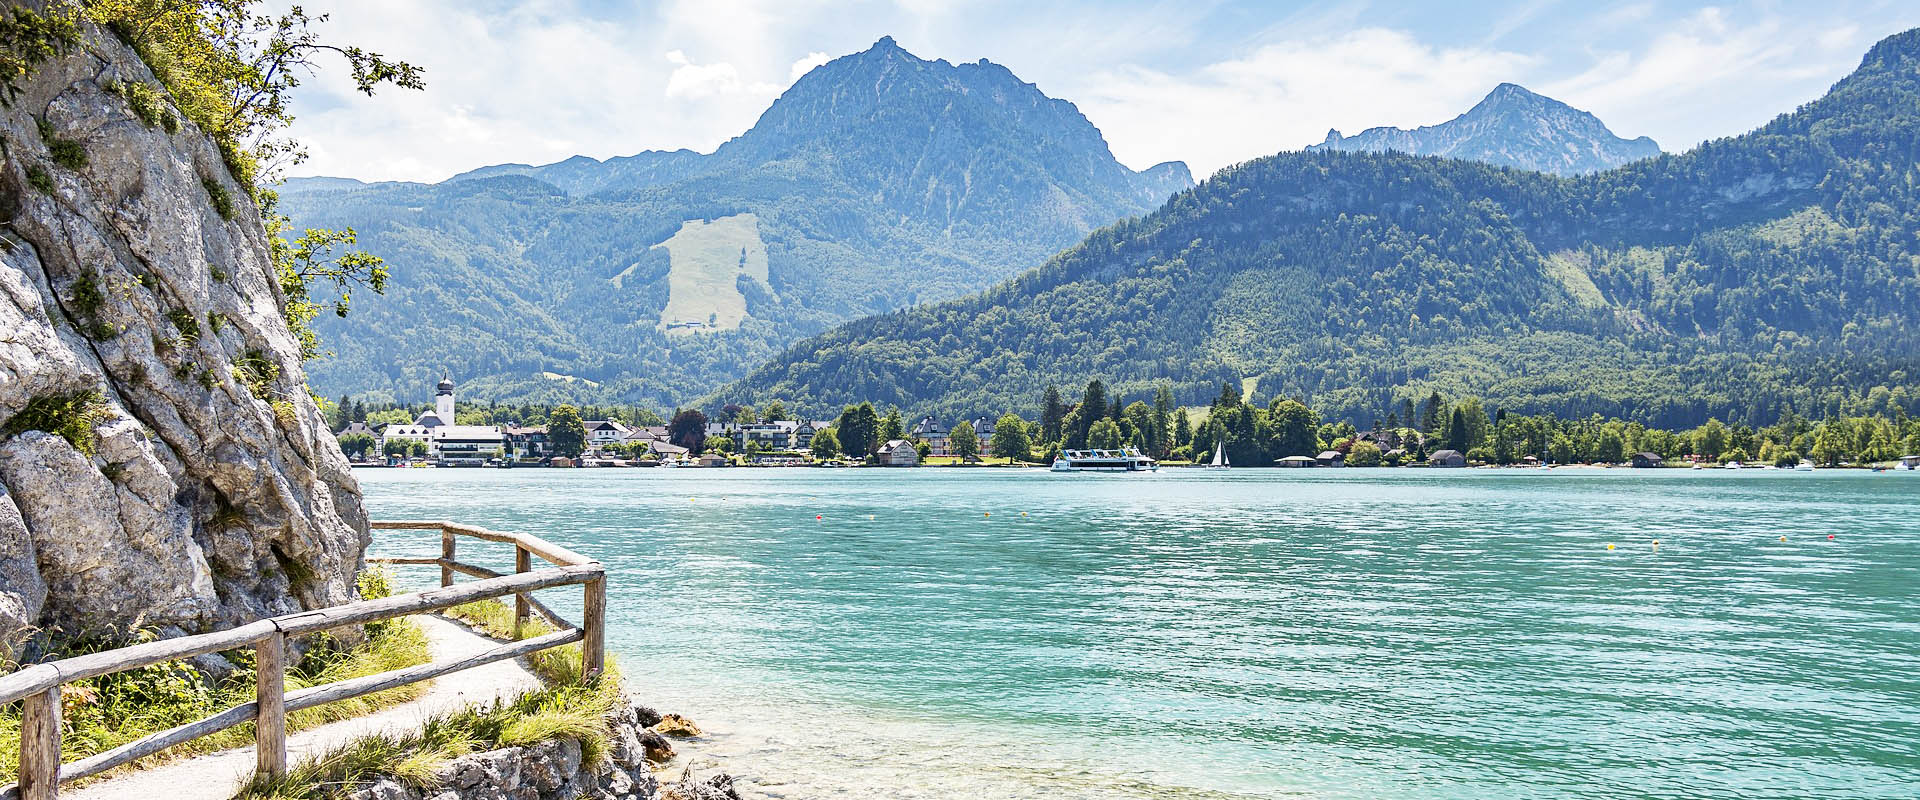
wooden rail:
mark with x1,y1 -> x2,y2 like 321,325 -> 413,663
0,520 -> 605,800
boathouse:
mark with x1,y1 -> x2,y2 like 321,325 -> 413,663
876,439 -> 921,466
1316,450 -> 1345,467
1429,449 -> 1466,468
1631,452 -> 1664,468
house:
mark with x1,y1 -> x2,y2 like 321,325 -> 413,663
695,453 -> 729,468
1316,450 -> 1345,467
910,416 -> 950,456
876,439 -> 920,466
794,421 -> 831,450
1276,455 -> 1317,467
648,441 -> 690,460
584,420 -> 630,448
969,416 -> 997,443
432,425 -> 505,466
1631,452 -> 1664,468
1429,449 -> 1466,468
741,420 -> 802,451
503,426 -> 551,460
380,423 -> 432,453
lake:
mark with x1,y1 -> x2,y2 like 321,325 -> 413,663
355,467 -> 1919,800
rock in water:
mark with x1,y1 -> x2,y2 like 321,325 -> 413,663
652,713 -> 704,738
0,17 -> 367,656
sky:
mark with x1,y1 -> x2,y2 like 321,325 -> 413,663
282,1 -> 1920,184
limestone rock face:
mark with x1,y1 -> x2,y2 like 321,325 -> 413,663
0,21 -> 367,653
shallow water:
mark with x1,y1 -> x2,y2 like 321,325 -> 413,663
356,467 -> 1920,799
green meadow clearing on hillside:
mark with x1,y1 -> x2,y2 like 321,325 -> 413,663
650,213 -> 771,334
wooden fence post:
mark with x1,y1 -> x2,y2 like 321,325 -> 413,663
513,545 -> 531,640
583,575 -> 605,680
19,685 -> 61,800
255,630 -> 287,781
440,528 -> 456,588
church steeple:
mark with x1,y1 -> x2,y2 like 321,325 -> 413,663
435,374 -> 455,422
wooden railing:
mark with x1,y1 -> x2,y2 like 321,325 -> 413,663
0,520 -> 605,800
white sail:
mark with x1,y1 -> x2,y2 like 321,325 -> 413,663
1209,443 -> 1228,468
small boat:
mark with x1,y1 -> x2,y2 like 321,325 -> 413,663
1723,461 -> 1743,470
1202,443 -> 1229,469
1794,461 -> 1815,471
1051,448 -> 1158,472
1692,462 -> 1704,470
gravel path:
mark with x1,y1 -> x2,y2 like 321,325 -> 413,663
67,615 -> 540,800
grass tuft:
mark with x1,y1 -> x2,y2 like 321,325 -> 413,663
36,117 -> 86,169
1,390 -> 107,455
202,175 -> 234,219
24,164 -> 53,193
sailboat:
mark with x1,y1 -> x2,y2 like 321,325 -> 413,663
1203,442 -> 1229,469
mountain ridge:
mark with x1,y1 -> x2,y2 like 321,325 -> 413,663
280,37 -> 1193,405
1309,82 -> 1661,175
719,29 -> 1920,428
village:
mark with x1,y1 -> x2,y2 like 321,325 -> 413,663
333,376 -> 1000,468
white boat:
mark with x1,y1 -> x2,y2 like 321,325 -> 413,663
1051,448 -> 1158,472
1723,461 -> 1743,470
1794,461 -> 1814,471
1202,443 -> 1229,469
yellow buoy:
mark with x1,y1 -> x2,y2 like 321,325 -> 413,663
1780,535 -> 1788,542
1021,512 -> 1028,517
1607,543 -> 1615,550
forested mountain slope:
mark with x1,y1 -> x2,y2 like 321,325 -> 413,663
722,29 -> 1920,428
1309,83 -> 1661,175
280,37 -> 1190,404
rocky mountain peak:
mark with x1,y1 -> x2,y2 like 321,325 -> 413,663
1307,83 -> 1661,175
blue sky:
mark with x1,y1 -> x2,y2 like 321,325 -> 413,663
286,1 -> 1920,183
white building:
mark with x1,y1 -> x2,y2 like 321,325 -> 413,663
432,425 -> 505,466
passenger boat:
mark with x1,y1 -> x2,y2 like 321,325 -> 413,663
1051,448 -> 1159,472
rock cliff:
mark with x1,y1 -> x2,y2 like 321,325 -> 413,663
0,15 -> 367,656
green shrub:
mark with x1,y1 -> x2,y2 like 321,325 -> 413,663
233,349 -> 280,400
68,272 -> 115,339
121,79 -> 164,127
201,175 -> 233,219
0,390 -> 107,455
164,307 -> 199,342
209,264 -> 229,282
24,163 -> 52,193
36,117 -> 85,169
195,367 -> 218,390
0,5 -> 80,107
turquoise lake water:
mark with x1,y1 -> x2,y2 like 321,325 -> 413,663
355,467 -> 1920,799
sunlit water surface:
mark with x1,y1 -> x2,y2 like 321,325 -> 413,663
356,467 -> 1920,799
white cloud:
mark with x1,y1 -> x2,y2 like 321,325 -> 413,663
1077,28 -> 1534,178
1540,8 -> 1874,150
279,1 -> 1920,185
790,51 -> 832,82
665,50 -> 780,99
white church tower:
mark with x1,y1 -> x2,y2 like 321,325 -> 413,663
435,374 -> 455,422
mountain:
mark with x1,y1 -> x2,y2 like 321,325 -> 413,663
1307,83 -> 1661,175
720,30 -> 1920,428
279,36 -> 1191,405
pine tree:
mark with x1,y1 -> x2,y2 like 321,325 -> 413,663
1041,385 -> 1067,443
